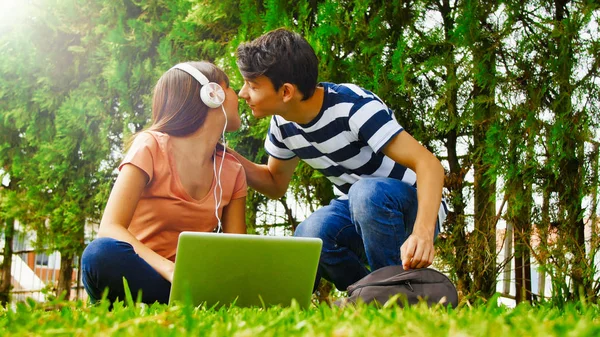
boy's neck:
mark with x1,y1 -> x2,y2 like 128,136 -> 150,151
283,86 -> 324,125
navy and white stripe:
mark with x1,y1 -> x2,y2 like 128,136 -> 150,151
265,82 -> 447,225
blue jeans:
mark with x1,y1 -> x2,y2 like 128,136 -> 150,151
294,178 -> 439,291
81,237 -> 171,304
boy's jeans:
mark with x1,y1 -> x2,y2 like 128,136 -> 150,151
294,177 -> 439,292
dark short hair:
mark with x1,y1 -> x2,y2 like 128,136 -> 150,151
236,28 -> 318,100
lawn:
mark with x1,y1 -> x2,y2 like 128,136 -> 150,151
1,296 -> 599,337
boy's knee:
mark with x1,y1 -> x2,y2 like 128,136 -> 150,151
295,215 -> 338,239
348,178 -> 384,203
349,178 -> 416,211
294,220 -> 320,238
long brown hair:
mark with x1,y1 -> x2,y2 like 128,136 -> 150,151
148,61 -> 230,136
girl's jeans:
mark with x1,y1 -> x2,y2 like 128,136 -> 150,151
81,237 -> 171,304
294,177 -> 440,291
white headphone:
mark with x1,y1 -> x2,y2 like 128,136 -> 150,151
170,63 -> 225,108
171,62 -> 228,233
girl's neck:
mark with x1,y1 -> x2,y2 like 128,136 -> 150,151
169,126 -> 222,164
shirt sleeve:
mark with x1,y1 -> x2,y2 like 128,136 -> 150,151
264,116 -> 296,160
119,132 -> 157,183
348,98 -> 403,153
231,164 -> 248,199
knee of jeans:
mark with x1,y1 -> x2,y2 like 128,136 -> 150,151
82,237 -> 123,270
348,178 -> 387,208
294,221 -> 316,238
349,178 -> 416,211
294,219 -> 328,239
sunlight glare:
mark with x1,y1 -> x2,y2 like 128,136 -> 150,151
0,0 -> 32,32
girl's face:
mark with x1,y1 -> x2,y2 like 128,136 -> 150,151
220,82 -> 241,132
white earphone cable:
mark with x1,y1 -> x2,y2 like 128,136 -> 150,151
213,105 -> 228,232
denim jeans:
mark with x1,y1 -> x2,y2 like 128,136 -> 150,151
81,237 -> 171,304
294,177 -> 439,292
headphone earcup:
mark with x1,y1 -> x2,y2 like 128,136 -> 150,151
200,82 -> 226,108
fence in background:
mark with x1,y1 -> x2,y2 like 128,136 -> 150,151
3,249 -> 86,302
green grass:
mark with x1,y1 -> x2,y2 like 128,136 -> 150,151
1,297 -> 599,336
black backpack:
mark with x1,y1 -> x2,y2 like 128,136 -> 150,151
334,265 -> 459,308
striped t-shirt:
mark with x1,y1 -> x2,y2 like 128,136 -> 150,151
265,82 -> 447,225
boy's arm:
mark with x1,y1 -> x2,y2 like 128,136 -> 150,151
382,131 -> 445,270
226,147 -> 300,199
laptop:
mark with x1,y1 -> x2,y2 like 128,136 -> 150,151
168,232 -> 322,309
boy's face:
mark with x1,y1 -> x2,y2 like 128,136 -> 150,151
238,75 -> 283,119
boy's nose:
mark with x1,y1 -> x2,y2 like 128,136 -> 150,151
238,85 -> 249,99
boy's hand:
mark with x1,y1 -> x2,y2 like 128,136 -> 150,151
400,233 -> 435,270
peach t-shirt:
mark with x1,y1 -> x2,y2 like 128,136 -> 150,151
119,131 -> 247,261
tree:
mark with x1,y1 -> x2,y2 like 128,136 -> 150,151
460,0 -> 501,297
0,0 -> 60,302
545,0 -> 599,302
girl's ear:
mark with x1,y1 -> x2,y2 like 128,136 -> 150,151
281,83 -> 296,103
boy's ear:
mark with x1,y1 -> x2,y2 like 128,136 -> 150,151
281,83 -> 297,103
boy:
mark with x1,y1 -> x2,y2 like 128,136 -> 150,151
230,28 -> 447,291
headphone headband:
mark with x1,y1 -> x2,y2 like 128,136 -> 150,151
171,63 -> 210,85
170,63 -> 225,109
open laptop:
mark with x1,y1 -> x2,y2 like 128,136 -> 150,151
168,232 -> 322,309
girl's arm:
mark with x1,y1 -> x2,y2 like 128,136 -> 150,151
97,164 -> 175,283
221,197 -> 247,234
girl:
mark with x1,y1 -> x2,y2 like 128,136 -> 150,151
82,61 -> 247,304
